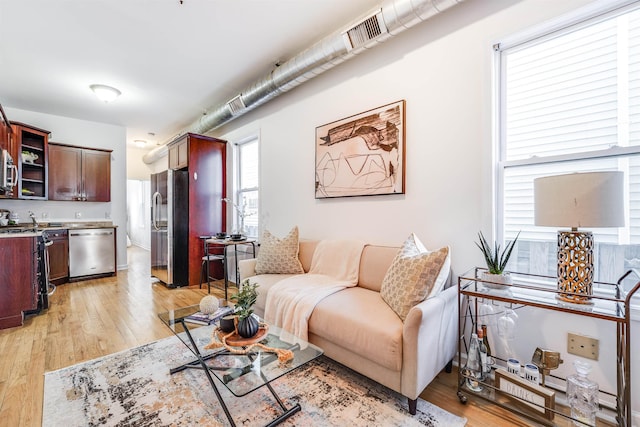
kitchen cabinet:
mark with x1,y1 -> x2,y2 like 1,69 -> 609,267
0,104 -> 10,153
168,137 -> 189,169
10,122 -> 50,199
0,105 -> 13,199
0,236 -> 38,329
47,229 -> 69,284
48,143 -> 111,202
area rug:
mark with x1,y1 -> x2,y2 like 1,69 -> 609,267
43,334 -> 467,427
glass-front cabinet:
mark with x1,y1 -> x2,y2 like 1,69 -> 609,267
11,122 -> 49,200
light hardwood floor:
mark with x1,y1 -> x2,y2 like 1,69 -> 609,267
0,245 -> 546,426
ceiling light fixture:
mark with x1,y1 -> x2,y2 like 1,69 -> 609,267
89,84 -> 121,103
134,140 -> 147,147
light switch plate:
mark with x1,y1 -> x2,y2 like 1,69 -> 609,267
567,333 -> 599,360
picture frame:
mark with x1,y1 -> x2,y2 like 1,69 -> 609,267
494,368 -> 556,420
315,100 -> 405,198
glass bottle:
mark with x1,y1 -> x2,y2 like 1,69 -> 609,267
481,324 -> 492,356
464,332 -> 483,391
566,360 -> 599,426
477,328 -> 490,377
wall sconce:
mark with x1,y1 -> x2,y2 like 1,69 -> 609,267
534,171 -> 624,304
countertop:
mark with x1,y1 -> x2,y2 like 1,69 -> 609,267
0,222 -> 116,238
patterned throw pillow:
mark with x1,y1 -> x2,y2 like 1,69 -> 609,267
380,234 -> 450,321
255,226 -> 305,275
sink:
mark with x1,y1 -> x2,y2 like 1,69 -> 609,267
0,227 -> 39,234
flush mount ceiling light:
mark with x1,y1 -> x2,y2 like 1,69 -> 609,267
89,84 -> 121,103
134,139 -> 147,147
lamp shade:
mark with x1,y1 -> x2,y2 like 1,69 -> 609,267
534,171 -> 624,229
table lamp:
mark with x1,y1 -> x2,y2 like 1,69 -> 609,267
534,171 -> 624,304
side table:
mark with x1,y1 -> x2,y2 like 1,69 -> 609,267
204,237 -> 256,299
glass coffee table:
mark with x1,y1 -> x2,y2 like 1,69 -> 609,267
158,305 -> 323,427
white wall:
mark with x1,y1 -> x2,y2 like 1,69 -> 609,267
211,0 -> 638,419
126,145 -> 154,180
1,107 -> 128,269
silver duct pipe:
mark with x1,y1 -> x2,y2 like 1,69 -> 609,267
143,0 -> 465,164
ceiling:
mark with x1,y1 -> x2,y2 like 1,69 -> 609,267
0,0 -> 381,149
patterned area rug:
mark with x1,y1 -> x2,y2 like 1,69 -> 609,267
43,335 -> 466,427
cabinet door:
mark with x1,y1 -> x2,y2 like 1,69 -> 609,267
168,139 -> 188,169
48,144 -> 82,201
48,231 -> 69,283
0,237 -> 36,329
82,149 -> 110,202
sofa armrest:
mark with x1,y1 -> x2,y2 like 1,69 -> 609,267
238,258 -> 258,283
400,285 -> 458,400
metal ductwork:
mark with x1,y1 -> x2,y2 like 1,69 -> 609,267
143,0 -> 465,164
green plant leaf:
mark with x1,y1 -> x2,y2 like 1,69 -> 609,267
475,230 -> 520,274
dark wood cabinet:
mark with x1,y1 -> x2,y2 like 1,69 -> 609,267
48,143 -> 111,202
168,133 -> 227,287
168,138 -> 189,169
0,105 -> 10,153
10,122 -> 50,200
47,229 -> 69,284
0,236 -> 37,329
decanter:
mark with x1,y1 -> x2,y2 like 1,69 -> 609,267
464,332 -> 483,391
566,360 -> 599,426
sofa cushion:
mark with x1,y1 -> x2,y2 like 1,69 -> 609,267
298,240 -> 319,272
255,226 -> 304,275
380,233 -> 450,321
309,287 -> 403,371
357,245 -> 401,292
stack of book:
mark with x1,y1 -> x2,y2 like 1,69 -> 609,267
185,306 -> 234,325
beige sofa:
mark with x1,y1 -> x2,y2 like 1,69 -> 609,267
238,239 -> 458,414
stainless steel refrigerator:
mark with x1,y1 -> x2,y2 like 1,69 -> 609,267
151,170 -> 172,285
151,169 -> 191,287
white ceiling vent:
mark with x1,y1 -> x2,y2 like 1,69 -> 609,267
343,10 -> 387,51
227,95 -> 246,115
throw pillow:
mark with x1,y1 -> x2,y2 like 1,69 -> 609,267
380,233 -> 450,321
254,226 -> 305,275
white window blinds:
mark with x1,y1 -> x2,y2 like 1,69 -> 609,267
497,4 -> 640,289
236,137 -> 259,238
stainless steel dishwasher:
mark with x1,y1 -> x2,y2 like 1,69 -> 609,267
69,228 -> 116,278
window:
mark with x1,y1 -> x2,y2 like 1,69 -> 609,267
235,136 -> 259,238
497,3 -> 640,292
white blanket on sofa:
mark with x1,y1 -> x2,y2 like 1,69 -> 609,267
264,240 -> 366,340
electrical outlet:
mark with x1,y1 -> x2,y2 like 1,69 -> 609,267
567,333 -> 599,360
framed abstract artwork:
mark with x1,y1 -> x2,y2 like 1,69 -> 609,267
315,100 -> 406,198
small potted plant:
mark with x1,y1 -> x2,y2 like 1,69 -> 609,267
231,279 -> 260,338
476,231 -> 520,288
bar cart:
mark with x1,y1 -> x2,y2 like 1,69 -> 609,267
457,267 -> 638,426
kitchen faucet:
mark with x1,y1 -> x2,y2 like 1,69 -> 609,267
29,211 -> 37,227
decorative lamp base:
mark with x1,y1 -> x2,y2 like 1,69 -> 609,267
556,231 -> 594,304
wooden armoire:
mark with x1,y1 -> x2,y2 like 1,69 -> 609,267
168,133 -> 226,287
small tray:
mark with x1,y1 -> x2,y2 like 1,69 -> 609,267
216,324 -> 269,346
